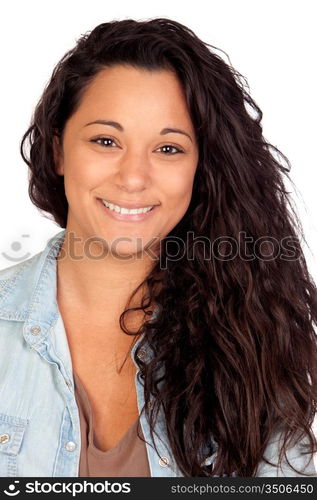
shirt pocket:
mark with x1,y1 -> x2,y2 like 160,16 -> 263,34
0,413 -> 29,477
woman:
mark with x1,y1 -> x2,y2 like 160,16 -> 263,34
0,17 -> 316,477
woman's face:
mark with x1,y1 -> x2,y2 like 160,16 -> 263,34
54,64 -> 199,257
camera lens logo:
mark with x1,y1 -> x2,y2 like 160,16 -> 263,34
2,235 -> 30,262
4,481 -> 20,496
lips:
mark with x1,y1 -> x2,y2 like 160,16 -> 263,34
98,197 -> 158,210
100,199 -> 154,214
97,197 -> 159,222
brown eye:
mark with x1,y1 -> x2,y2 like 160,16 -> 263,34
158,145 -> 184,155
91,137 -> 117,147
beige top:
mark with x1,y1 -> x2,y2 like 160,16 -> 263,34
73,371 -> 151,477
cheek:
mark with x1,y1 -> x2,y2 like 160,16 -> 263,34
63,151 -> 108,190
163,173 -> 195,208
159,177 -> 194,235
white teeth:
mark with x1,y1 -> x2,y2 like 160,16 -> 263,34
101,199 -> 154,214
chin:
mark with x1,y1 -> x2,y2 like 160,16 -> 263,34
109,243 -> 146,259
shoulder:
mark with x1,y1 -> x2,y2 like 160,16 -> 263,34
0,252 -> 43,295
0,230 -> 65,286
0,253 -> 40,283
0,230 -> 65,321
0,253 -> 43,321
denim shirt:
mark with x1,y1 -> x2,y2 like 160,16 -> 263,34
0,230 -> 316,477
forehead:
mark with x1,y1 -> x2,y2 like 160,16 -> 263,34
72,64 -> 192,123
83,64 -> 185,97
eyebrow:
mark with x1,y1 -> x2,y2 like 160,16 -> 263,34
84,120 -> 193,143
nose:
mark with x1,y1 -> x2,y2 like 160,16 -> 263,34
115,150 -> 151,193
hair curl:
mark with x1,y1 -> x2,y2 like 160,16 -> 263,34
20,17 -> 317,476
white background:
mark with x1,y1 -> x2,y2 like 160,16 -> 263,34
0,0 -> 316,468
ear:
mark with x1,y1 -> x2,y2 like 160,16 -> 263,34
52,134 -> 64,176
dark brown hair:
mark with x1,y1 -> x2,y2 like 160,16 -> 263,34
20,17 -> 317,476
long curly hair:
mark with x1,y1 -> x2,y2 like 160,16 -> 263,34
20,17 -> 317,476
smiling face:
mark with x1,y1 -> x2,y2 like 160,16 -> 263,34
53,64 -> 199,258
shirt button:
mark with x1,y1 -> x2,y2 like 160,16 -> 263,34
0,433 -> 10,444
159,456 -> 169,467
137,347 -> 147,359
65,441 -> 77,452
30,325 -> 41,335
147,400 -> 154,409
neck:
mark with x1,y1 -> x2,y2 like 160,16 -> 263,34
56,228 -> 157,321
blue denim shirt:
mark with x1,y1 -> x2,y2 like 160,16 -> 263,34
0,230 -> 316,477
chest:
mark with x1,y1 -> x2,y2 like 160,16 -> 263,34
75,362 -> 140,451
65,323 -> 141,451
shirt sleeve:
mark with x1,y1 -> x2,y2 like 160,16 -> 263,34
255,429 -> 317,477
